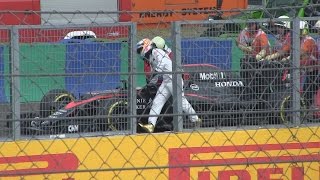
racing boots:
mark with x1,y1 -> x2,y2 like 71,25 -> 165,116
138,123 -> 155,133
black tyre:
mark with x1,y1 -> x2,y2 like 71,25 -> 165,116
267,91 -> 307,124
266,90 -> 290,124
96,99 -> 128,131
279,95 -> 307,124
40,89 -> 75,118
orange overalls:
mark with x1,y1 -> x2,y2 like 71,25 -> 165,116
300,35 -> 320,106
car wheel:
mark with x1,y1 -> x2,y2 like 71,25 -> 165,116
97,99 -> 128,131
280,95 -> 307,124
40,89 -> 75,118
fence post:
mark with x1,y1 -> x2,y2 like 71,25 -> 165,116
171,21 -> 183,132
291,17 -> 301,126
10,26 -> 21,140
129,22 -> 137,134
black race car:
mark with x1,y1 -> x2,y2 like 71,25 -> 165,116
11,62 -> 298,135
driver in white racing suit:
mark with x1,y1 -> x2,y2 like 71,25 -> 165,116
136,38 -> 201,133
144,36 -> 173,83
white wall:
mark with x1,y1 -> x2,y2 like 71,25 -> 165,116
40,0 -> 118,25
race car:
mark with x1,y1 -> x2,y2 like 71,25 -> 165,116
10,62 -> 311,135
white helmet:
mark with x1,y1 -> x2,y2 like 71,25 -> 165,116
299,21 -> 308,30
152,36 -> 166,49
300,21 -> 309,35
136,38 -> 152,58
274,15 -> 290,29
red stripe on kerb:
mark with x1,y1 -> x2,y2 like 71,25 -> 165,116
0,153 -> 79,177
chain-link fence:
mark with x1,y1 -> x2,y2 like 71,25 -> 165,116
0,6 -> 320,179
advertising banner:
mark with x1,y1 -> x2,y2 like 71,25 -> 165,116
0,127 -> 319,179
120,0 -> 248,24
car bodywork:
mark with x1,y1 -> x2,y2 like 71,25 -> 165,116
20,64 -> 242,135
12,62 -> 318,135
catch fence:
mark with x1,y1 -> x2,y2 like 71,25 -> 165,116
0,7 -> 319,179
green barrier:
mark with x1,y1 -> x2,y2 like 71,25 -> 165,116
120,42 -> 147,87
231,39 -> 242,72
4,43 -> 66,102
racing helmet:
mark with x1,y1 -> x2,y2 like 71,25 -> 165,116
274,15 -> 290,29
152,36 -> 166,49
136,38 -> 152,58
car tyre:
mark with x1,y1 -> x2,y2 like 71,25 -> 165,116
40,89 -> 75,118
97,99 -> 128,131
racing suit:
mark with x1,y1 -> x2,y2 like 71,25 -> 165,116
144,45 -> 173,82
147,48 -> 199,126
